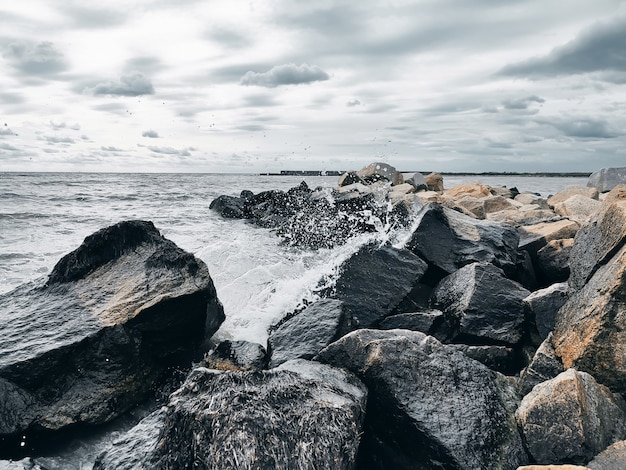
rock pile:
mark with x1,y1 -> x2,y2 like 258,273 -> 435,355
4,164 -> 626,469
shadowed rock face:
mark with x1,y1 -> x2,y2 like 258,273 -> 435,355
0,220 -> 224,455
95,360 -> 367,470
317,329 -> 528,470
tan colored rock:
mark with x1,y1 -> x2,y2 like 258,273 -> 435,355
425,172 -> 444,192
552,194 -> 601,223
455,196 -> 486,219
518,219 -> 580,253
548,186 -> 599,208
588,439 -> 626,469
490,186 -> 516,198
414,190 -> 446,204
444,181 -> 492,198
516,369 -> 626,465
515,193 -> 550,209
388,182 -> 415,196
487,209 -> 561,226
483,195 -> 519,213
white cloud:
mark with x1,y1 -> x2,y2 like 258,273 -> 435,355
85,72 -> 155,96
240,64 -> 330,88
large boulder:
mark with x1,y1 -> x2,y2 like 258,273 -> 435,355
535,238 -> 574,285
267,299 -> 348,368
95,360 -> 367,470
547,186 -> 599,208
587,439 -> 626,469
567,187 -> 626,292
405,172 -> 428,191
552,194 -> 601,224
524,282 -> 568,341
405,203 -> 520,277
425,172 -> 444,192
587,167 -> 626,193
208,194 -> 245,218
356,162 -> 403,185
444,182 -> 492,199
518,333 -> 564,396
516,369 -> 626,465
431,262 -> 530,346
316,329 -> 528,470
206,340 -> 267,371
487,209 -> 562,226
325,243 -> 428,329
0,221 -> 224,451
515,193 -> 550,209
518,219 -> 580,255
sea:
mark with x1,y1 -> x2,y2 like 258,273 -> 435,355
0,172 -> 589,345
0,171 -> 589,468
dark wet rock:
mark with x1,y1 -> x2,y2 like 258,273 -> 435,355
208,194 -> 245,218
587,167 -> 626,193
519,333 -> 564,396
99,360 -> 367,470
587,439 -> 626,470
0,459 -> 45,470
405,203 -> 520,277
514,249 -> 539,291
431,262 -> 530,346
324,243 -> 428,329
524,283 -> 568,341
536,238 -> 574,285
449,344 -> 519,375
0,221 -> 224,453
267,299 -> 348,368
92,408 -> 164,470
516,368 -> 626,465
379,309 -> 443,335
316,329 -> 528,470
207,340 -> 267,371
356,162 -> 403,185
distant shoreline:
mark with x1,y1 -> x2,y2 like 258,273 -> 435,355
260,170 -> 592,177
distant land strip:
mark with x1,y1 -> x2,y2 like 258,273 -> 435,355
261,170 -> 592,177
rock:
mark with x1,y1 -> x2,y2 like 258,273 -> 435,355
406,172 -> 428,191
0,459 -> 45,470
524,282 -> 568,341
518,219 -> 580,255
208,194 -> 245,218
0,221 -> 224,450
379,310 -> 443,335
144,361 -> 366,469
425,172 -> 444,191
587,167 -> 626,193
431,262 -> 530,346
490,186 -> 519,199
414,190 -> 445,204
552,242 -> 626,393
444,182 -> 492,198
325,243 -> 428,329
567,188 -> 626,292
547,186 -> 599,208
316,329 -> 528,470
536,238 -> 574,285
519,333 -> 564,396
449,344 -> 519,375
515,249 -> 539,291
405,203 -> 520,277
387,182 -> 415,198
93,407 -> 165,470
552,194 -> 601,223
516,369 -> 626,465
515,193 -> 550,209
456,196 -> 487,219
267,299 -> 348,368
484,195 -> 519,213
587,439 -> 626,470
487,209 -> 562,226
518,466 -> 589,470
207,340 -> 267,371
356,162 -> 403,185
337,171 -> 362,187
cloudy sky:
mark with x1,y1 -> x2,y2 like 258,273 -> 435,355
1,0 -> 626,173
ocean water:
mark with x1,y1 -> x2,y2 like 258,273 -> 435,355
0,172 -> 588,345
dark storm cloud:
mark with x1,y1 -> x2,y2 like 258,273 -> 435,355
60,5 -> 127,28
537,116 -> 620,139
85,72 -> 155,96
240,64 -> 330,88
501,95 -> 545,110
142,130 -> 159,138
500,16 -> 626,78
346,99 -> 361,107
4,40 -> 67,78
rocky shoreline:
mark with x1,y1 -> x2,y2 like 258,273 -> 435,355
1,163 -> 626,469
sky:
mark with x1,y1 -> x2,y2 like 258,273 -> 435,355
1,0 -> 626,173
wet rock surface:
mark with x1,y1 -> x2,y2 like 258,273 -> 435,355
0,220 -> 224,455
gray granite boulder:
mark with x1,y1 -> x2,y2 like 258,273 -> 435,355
587,167 -> 626,193
588,440 -> 626,469
519,333 -> 564,396
524,282 -> 568,341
